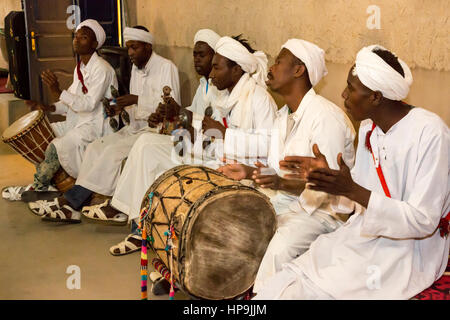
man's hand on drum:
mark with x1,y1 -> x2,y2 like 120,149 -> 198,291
116,94 -> 138,108
41,70 -> 62,98
202,116 -> 226,138
217,159 -> 254,181
25,100 -> 55,113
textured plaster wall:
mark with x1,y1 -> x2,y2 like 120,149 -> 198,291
135,0 -> 449,125
136,0 -> 449,71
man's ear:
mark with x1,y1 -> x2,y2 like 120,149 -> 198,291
91,40 -> 98,50
293,64 -> 306,79
371,91 -> 383,106
231,64 -> 244,78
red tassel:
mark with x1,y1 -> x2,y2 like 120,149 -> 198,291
76,61 -> 88,94
439,214 -> 450,238
365,123 -> 376,152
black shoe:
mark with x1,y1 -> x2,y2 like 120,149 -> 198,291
151,278 -> 172,296
21,190 -> 63,202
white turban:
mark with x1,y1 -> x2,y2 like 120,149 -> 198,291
123,27 -> 153,45
194,29 -> 221,51
354,45 -> 413,101
281,39 -> 328,86
76,19 -> 106,49
215,36 -> 268,88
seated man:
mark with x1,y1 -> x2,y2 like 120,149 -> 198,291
2,19 -> 117,201
28,26 -> 181,223
106,34 -> 278,256
218,39 -> 356,293
254,45 -> 449,300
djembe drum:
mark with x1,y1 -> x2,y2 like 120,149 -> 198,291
1,110 -> 75,192
140,165 -> 276,300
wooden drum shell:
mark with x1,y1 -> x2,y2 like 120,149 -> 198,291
141,165 -> 276,300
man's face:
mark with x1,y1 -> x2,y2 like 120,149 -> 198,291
341,66 -> 374,121
73,27 -> 97,55
267,48 -> 298,93
193,41 -> 214,77
209,53 -> 235,91
126,40 -> 152,68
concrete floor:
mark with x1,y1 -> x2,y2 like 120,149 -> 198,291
0,142 -> 187,300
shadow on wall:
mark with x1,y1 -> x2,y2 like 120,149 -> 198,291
151,15 -> 191,107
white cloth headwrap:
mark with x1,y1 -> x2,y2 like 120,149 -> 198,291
281,39 -> 328,86
194,29 -> 221,51
76,19 -> 106,49
354,44 -> 413,101
215,36 -> 268,88
123,27 -> 153,45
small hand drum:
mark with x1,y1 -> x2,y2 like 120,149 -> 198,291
2,110 -> 75,192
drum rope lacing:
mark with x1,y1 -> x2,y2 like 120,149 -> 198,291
3,112 -> 55,165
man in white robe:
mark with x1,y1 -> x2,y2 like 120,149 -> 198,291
254,45 -> 450,300
218,39 -> 356,294
2,19 -> 117,201
107,34 -> 278,256
27,26 -> 180,223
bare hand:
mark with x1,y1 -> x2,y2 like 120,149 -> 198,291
306,151 -> 371,208
251,161 -> 280,189
116,94 -> 138,108
41,70 -> 62,98
202,116 -> 226,138
279,144 -> 329,180
148,112 -> 162,128
217,159 -> 252,181
25,100 -> 55,113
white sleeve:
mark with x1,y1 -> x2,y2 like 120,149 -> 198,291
52,101 -> 69,115
224,91 -> 277,163
59,66 -> 116,113
361,126 -> 449,239
298,113 -> 354,215
135,63 -> 181,120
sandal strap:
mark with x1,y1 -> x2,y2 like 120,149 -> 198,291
111,234 -> 141,254
47,209 -> 68,220
82,200 -> 109,220
126,234 -> 142,242
46,205 -> 80,221
29,198 -> 61,216
2,184 -> 33,201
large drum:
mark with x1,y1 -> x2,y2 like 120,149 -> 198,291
2,110 -> 75,192
140,165 -> 276,300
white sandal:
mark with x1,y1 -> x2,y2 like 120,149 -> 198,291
109,234 -> 142,256
28,198 -> 61,217
82,199 -> 128,225
29,198 -> 81,223
2,184 -> 33,201
42,207 -> 81,224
